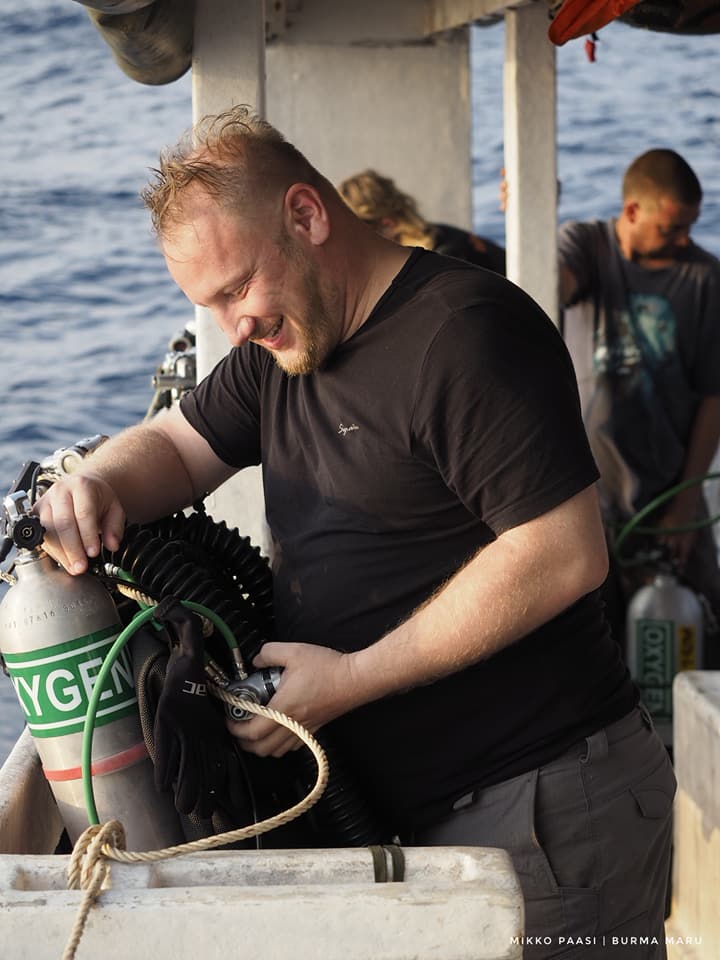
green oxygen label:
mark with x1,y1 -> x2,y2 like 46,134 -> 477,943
3,625 -> 137,738
635,618 -> 674,721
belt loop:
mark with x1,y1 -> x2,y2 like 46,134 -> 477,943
580,727 -> 608,764
451,790 -> 476,812
638,702 -> 653,730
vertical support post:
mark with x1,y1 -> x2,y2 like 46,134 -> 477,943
192,0 -> 267,378
190,0 -> 270,550
503,3 -> 558,323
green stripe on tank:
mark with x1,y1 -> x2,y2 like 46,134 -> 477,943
2,623 -> 119,665
4,626 -> 138,738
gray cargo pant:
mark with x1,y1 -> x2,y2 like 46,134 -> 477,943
412,706 -> 675,959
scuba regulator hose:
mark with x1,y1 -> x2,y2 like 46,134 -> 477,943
80,599 -> 331,855
94,509 -> 388,847
81,599 -> 238,825
612,471 -> 720,565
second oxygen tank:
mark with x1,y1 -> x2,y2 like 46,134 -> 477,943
626,571 -> 703,747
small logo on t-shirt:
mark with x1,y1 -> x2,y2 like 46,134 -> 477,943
337,422 -> 359,436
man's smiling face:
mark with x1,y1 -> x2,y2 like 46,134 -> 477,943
163,198 -> 342,375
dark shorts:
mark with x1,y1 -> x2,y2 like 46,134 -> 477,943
411,706 -> 676,959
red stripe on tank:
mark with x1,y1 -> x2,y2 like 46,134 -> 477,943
42,741 -> 149,782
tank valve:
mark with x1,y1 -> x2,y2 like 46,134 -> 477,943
3,491 -> 45,553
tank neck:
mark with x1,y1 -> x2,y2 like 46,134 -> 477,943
13,550 -> 58,576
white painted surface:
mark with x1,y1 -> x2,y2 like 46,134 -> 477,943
192,0 -> 267,381
0,846 -> 523,959
0,729 -> 63,855
667,671 -> 720,960
427,0 -> 530,34
191,0 -> 269,552
266,0 -> 471,229
503,3 -> 558,323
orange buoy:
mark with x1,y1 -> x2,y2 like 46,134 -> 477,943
548,0 -> 643,45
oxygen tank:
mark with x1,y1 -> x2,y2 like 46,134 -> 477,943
0,549 -> 183,849
626,571 -> 704,747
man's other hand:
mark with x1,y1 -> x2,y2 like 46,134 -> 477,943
226,642 -> 359,758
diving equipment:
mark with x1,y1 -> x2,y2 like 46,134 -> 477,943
626,570 -> 703,747
0,491 -> 183,848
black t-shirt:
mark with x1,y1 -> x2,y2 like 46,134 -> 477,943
432,223 -> 506,276
181,249 -> 636,833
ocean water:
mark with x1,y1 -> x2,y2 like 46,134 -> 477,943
1,1 -> 719,762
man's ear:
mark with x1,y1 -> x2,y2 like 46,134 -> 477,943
284,183 -> 330,245
623,199 -> 640,224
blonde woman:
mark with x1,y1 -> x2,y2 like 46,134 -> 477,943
338,168 -> 505,275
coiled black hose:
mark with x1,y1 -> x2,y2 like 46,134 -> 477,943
296,737 -> 386,846
102,508 -> 387,847
106,525 -> 267,666
148,511 -> 274,631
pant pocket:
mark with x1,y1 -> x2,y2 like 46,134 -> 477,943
585,733 -> 675,940
528,765 -> 600,956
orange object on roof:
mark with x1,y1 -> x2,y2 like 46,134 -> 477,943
548,0 -> 644,45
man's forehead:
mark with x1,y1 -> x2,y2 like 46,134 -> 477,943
162,203 -> 247,259
161,216 -> 211,263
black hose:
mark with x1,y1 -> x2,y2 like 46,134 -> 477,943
295,736 -> 387,846
147,511 -> 274,633
105,525 -> 267,666
102,508 -> 387,847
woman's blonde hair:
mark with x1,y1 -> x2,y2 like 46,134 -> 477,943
337,169 -> 435,249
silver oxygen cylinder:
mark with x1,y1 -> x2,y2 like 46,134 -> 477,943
0,550 -> 183,849
626,571 -> 703,747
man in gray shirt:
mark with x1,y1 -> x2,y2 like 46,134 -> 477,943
559,148 -> 720,666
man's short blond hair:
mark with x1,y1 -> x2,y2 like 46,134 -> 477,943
141,104 -> 325,237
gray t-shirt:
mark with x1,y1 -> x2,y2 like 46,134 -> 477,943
559,218 -> 720,518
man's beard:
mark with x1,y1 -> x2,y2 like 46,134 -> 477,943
273,246 -> 340,376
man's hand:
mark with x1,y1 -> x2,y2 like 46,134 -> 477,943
499,167 -> 508,214
658,494 -> 700,571
226,642 -> 360,758
33,472 -> 126,575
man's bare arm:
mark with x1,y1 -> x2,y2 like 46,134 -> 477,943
559,262 -> 579,307
351,484 -> 607,694
34,406 -> 236,573
659,394 -> 720,565
235,483 -> 609,755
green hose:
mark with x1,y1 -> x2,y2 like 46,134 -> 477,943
81,599 -> 237,825
612,471 -> 720,563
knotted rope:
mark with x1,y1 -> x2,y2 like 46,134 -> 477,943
63,820 -> 126,960
62,696 -> 328,960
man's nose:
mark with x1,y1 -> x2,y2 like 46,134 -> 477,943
213,305 -> 254,345
212,304 -> 234,337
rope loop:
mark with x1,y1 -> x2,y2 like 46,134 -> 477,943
62,698 -> 327,958
67,820 -> 126,891
63,820 -> 127,960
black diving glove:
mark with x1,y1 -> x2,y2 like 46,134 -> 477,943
152,596 -> 233,818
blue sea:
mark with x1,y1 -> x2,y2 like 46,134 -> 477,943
1,1 -> 720,762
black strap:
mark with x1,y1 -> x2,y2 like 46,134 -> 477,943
386,843 -> 405,882
368,844 -> 405,883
